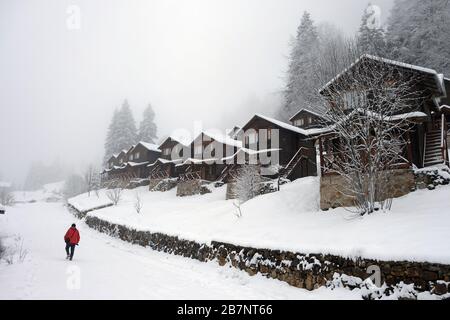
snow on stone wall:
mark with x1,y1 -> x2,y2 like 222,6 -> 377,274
81,213 -> 450,297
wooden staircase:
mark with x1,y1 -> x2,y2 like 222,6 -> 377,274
280,147 -> 308,180
424,120 -> 446,167
217,165 -> 237,182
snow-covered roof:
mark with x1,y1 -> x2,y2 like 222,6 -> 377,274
109,154 -> 119,160
288,108 -> 326,122
132,141 -> 161,153
158,134 -> 192,149
439,105 -> 450,113
193,131 -> 243,148
251,114 -> 327,137
317,109 -> 429,137
319,54 -> 446,96
126,161 -> 149,168
221,148 -> 282,162
169,134 -> 192,147
148,158 -> 183,167
175,157 -> 220,167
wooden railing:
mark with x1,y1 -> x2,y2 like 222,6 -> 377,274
179,171 -> 202,182
280,147 -> 311,179
442,114 -> 449,165
149,171 -> 169,180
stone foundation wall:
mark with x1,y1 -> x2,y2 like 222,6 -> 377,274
151,178 -> 178,192
320,169 -> 415,210
148,178 -> 163,191
176,180 -> 211,197
66,203 -> 113,219
226,182 -> 237,200
81,214 -> 450,295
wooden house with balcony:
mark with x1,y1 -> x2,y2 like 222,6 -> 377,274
231,114 -> 322,182
147,135 -> 191,189
125,142 -> 161,180
176,131 -> 242,184
317,54 -> 449,210
101,142 -> 161,187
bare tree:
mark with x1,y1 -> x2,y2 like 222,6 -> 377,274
106,187 -> 123,206
233,165 -> 262,217
0,190 -> 15,206
84,164 -> 100,197
134,192 -> 143,214
316,42 -> 426,215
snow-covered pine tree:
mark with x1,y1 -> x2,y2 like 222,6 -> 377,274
281,12 -> 320,120
103,100 -> 138,164
114,99 -> 138,151
103,109 -> 120,164
386,0 -> 450,74
138,104 -> 158,144
357,3 -> 387,56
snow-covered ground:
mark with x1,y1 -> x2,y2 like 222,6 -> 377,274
0,201 -> 362,299
69,177 -> 450,264
12,181 -> 64,203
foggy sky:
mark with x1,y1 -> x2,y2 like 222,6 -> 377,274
0,0 -> 394,185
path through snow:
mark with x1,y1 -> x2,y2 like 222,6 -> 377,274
0,202 -> 359,300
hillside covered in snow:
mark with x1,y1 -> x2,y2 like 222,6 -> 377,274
69,177 -> 450,265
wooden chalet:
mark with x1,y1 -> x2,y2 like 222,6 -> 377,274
230,114 -> 321,181
125,142 -> 161,179
176,131 -> 242,182
148,135 -> 191,181
317,54 -> 449,177
101,142 -> 161,186
289,108 -> 327,130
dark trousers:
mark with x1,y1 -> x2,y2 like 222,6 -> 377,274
65,242 -> 76,259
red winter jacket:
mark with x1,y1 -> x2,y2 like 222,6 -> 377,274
64,227 -> 80,245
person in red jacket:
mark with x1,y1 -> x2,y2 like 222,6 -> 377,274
64,224 -> 80,261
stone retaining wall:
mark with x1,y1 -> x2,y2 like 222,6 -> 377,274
148,178 -> 164,191
66,203 -> 113,219
81,214 -> 450,295
176,180 -> 211,197
320,169 -> 415,210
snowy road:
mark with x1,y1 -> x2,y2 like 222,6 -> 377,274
0,202 -> 359,299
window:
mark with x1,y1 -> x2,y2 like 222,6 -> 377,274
294,118 -> 305,127
341,90 -> 367,109
135,152 -> 140,159
308,116 -> 313,124
163,148 -> 171,156
129,154 -> 134,161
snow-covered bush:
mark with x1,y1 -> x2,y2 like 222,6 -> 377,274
134,192 -> 143,213
0,238 -> 5,260
1,235 -> 28,265
0,190 -> 15,206
235,165 -> 262,203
